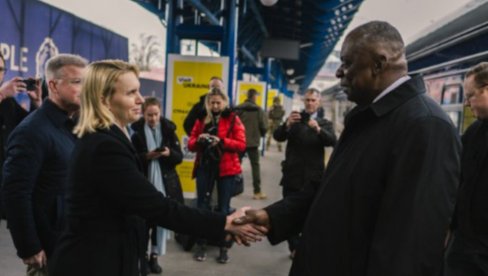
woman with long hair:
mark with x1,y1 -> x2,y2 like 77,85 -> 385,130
188,87 -> 246,263
49,60 -> 264,276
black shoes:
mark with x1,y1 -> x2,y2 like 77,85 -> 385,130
148,253 -> 162,274
216,247 -> 229,264
194,245 -> 207,262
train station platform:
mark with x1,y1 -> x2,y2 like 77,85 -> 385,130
0,143 -> 292,276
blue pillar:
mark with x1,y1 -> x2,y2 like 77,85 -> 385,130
221,0 -> 238,105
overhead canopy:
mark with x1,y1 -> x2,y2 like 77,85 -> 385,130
133,0 -> 364,93
406,0 -> 488,74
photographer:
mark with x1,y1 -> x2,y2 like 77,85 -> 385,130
273,88 -> 336,258
188,87 -> 246,264
0,53 -> 42,222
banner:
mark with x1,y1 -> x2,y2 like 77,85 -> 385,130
0,0 -> 128,108
166,54 -> 229,198
235,81 -> 266,109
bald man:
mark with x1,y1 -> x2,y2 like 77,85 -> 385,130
235,21 -> 461,276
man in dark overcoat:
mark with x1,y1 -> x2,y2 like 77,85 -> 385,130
235,21 -> 461,276
445,62 -> 488,275
273,88 -> 336,257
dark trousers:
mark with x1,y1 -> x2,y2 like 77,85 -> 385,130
283,185 -> 301,252
240,147 -> 261,194
445,232 -> 488,276
195,166 -> 235,247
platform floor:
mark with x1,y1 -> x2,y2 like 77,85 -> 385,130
0,142 -> 292,276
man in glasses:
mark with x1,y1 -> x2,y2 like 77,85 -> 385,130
445,62 -> 488,276
2,54 -> 87,275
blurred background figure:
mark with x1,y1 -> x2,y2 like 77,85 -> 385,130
131,97 -> 184,274
266,96 -> 285,152
236,88 -> 268,200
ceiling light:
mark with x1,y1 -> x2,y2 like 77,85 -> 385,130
260,0 -> 279,6
286,68 -> 295,75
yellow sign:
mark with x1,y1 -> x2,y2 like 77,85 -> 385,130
166,54 -> 229,198
236,81 -> 266,108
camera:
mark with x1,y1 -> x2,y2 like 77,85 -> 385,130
300,111 -> 311,123
199,136 -> 216,147
22,78 -> 37,91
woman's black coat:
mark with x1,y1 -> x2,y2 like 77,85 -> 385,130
49,126 -> 225,276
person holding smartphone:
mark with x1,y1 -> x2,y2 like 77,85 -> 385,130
131,97 -> 184,274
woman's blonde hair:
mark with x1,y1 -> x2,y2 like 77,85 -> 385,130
204,87 -> 228,124
74,60 -> 139,137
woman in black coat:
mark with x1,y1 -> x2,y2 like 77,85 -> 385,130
131,97 -> 184,274
48,60 -> 265,276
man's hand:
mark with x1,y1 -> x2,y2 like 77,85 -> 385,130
0,77 -> 25,99
225,207 -> 268,246
22,250 -> 47,269
308,119 -> 321,133
286,111 -> 301,129
231,208 -> 271,246
27,79 -> 42,108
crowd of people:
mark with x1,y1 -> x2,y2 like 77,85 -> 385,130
0,20 -> 487,276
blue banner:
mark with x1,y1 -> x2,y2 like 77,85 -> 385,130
0,0 -> 129,81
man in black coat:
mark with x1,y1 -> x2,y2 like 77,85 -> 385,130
445,62 -> 488,276
183,76 -> 224,136
273,88 -> 336,257
2,54 -> 87,274
235,21 -> 461,276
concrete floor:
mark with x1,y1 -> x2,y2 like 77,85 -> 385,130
0,143 -> 292,276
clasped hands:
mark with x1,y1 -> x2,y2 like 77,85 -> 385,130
224,207 -> 270,246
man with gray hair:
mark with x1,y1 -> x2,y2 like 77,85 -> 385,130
234,21 -> 461,276
2,54 -> 87,275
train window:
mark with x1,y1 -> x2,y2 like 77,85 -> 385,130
442,83 -> 462,104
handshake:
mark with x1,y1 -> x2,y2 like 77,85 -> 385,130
224,207 -> 270,246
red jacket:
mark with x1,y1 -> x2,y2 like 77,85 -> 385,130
188,109 -> 246,177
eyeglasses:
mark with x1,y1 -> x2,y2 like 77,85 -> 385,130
54,78 -> 83,85
464,84 -> 488,103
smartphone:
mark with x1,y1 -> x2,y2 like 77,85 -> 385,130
22,78 -> 37,91
154,147 -> 165,152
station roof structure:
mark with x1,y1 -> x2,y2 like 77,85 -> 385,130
133,0 -> 364,93
406,0 -> 488,74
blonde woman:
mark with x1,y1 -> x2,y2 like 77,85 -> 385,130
48,60 -> 265,276
188,87 -> 246,263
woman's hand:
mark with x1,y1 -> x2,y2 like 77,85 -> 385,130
209,135 -> 220,146
146,150 -> 163,160
225,207 -> 268,246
